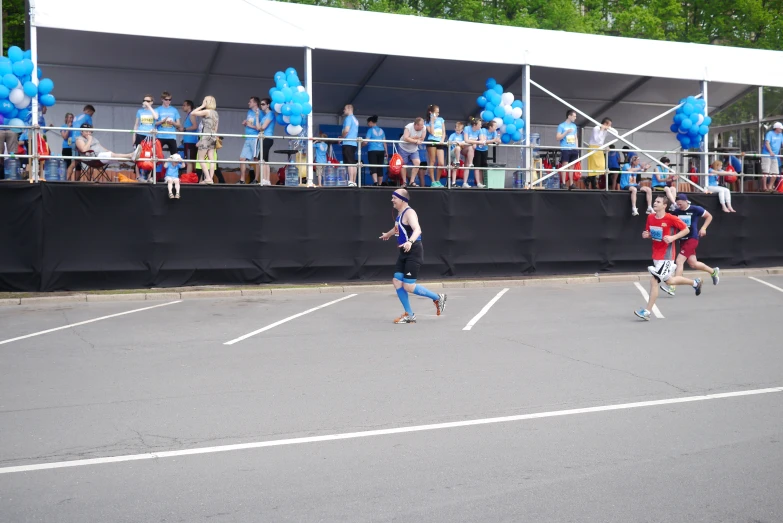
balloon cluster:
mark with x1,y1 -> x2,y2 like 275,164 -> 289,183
670,96 -> 710,150
476,78 -> 525,143
268,67 -> 312,136
0,46 -> 56,130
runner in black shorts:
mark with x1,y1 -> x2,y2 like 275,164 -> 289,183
380,189 -> 447,324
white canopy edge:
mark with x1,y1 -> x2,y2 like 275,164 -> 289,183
35,0 -> 783,88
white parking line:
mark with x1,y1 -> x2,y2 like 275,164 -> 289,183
1,385 -> 780,475
633,282 -> 664,318
224,294 -> 358,345
749,276 -> 783,293
463,288 -> 509,331
0,301 -> 182,346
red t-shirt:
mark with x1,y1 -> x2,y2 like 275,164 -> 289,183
646,213 -> 688,260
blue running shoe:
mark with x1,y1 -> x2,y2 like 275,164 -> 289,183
634,308 -> 651,321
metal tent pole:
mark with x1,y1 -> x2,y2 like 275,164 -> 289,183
701,79 -> 709,189
305,46 -> 314,187
29,0 -> 40,183
523,62 -> 531,187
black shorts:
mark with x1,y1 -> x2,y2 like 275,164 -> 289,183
560,149 -> 579,165
159,138 -> 178,155
62,147 -> 73,168
134,134 -> 149,147
474,149 -> 488,168
394,241 -> 424,280
262,138 -> 274,162
342,145 -> 358,164
426,142 -> 447,151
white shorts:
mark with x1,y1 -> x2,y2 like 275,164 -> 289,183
97,151 -> 112,160
649,260 -> 676,283
761,156 -> 780,175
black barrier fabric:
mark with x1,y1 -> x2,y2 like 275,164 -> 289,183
1,182 -> 782,291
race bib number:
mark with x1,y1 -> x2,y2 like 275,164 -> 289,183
140,115 -> 154,125
649,226 -> 663,241
433,128 -> 443,138
565,135 -> 576,145
680,215 -> 692,227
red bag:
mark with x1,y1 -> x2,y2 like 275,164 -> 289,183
137,138 -> 163,171
37,138 -> 50,157
724,164 -> 737,184
327,145 -> 339,165
180,172 -> 198,184
388,144 -> 403,178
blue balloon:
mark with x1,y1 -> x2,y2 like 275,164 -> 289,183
484,89 -> 494,100
688,128 -> 700,139
281,87 -> 293,102
23,81 -> 37,97
39,94 -> 55,107
285,67 -> 297,76
680,118 -> 693,130
682,103 -> 695,116
511,100 -> 523,109
486,78 -> 497,89
674,114 -> 684,124
20,59 -> 34,76
679,135 -> 691,148
290,103 -> 303,116
477,96 -> 487,108
12,61 -> 26,77
685,96 -> 697,105
276,114 -> 286,125
20,75 -> 31,85
2,74 -> 18,89
23,49 -> 31,60
511,130 -> 522,142
0,99 -> 13,116
481,110 -> 493,122
286,74 -> 299,87
489,92 -> 502,105
484,102 -> 495,113
281,104 -> 292,116
513,118 -> 524,129
271,90 -> 285,104
268,87 -> 277,98
37,67 -> 42,78
301,102 -> 312,115
289,114 -> 302,126
7,46 -> 23,63
703,116 -> 712,126
493,105 -> 505,118
506,124 -> 517,135
0,61 -> 11,76
502,114 -> 513,125
493,84 -> 503,95
501,133 -> 511,144
17,107 -> 30,121
670,123 -> 679,133
699,125 -> 709,135
0,85 -> 8,99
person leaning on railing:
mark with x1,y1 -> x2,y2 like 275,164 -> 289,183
362,115 -> 387,186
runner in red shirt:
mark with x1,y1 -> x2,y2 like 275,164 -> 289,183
635,194 -> 704,321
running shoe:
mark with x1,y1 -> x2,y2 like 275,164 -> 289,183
569,184 -> 575,191
659,282 -> 676,296
711,267 -> 720,285
348,182 -> 357,187
236,180 -> 246,184
175,193 -> 180,199
634,308 -> 651,321
632,208 -> 639,216
393,313 -> 416,324
476,182 -> 486,188
434,294 -> 447,316
694,278 -> 702,296
462,183 -> 471,188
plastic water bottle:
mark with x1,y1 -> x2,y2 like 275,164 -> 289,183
57,159 -> 66,181
4,158 -> 19,180
323,164 -> 337,187
336,161 -> 348,187
530,133 -> 541,158
285,160 -> 299,187
44,159 -> 58,180
513,170 -> 526,189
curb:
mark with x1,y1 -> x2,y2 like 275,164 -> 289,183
4,268 -> 781,306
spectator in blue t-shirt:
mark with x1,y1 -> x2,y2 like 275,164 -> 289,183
66,104 -> 95,181
607,144 -> 621,190
425,105 -> 447,188
706,160 -> 737,212
314,132 -> 329,186
155,91 -> 181,156
361,115 -> 387,186
239,96 -> 262,185
165,153 -> 185,199
761,122 -> 782,192
341,104 -> 359,187
620,155 -> 652,216
464,117 -> 489,188
448,121 -> 467,187
178,100 -> 199,167
556,109 -> 579,189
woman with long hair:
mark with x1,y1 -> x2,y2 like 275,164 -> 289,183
425,105 -> 446,188
192,96 -> 219,184
463,117 -> 485,188
706,160 -> 737,212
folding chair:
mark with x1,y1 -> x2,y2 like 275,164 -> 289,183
78,150 -> 111,182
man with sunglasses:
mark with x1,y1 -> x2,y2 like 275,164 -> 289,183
239,97 -> 262,184
155,91 -> 181,156
133,95 -> 159,179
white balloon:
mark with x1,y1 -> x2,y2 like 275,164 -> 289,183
504,105 -> 513,115
511,107 -> 523,119
283,115 -> 291,124
286,124 -> 303,135
14,95 -> 31,109
274,103 -> 283,113
499,125 -> 507,134
8,87 -> 24,105
493,117 -> 504,128
693,114 -> 704,126
297,86 -> 306,92
501,92 -> 514,106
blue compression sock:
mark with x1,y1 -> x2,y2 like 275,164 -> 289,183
413,285 -> 439,301
396,287 -> 413,314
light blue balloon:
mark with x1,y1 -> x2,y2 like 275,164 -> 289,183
0,99 -> 13,116
271,90 -> 285,104
679,135 -> 691,148
501,133 -> 511,144
680,118 -> 693,130
511,100 -> 523,109
699,125 -> 709,135
484,89 -> 494,100
2,74 -> 18,89
0,61 -> 11,76
276,114 -> 285,126
511,130 -> 522,142
23,81 -> 37,97
493,105 -> 505,118
281,104 -> 292,116
477,96 -> 487,108
674,114 -> 684,124
281,87 -> 293,102
493,84 -> 503,95
37,77 -> 53,95
268,87 -> 277,98
290,103 -> 302,116
37,67 -> 42,78
0,85 -> 8,99
291,92 -> 305,105
485,102 -> 495,113
301,103 -> 312,115
502,114 -> 513,125
686,96 -> 697,105
485,78 -> 497,89
17,108 -> 30,121
20,59 -> 34,76
12,61 -> 26,77
7,46 -> 23,63
285,67 -> 297,77
703,116 -> 712,126
286,74 -> 299,87
289,114 -> 302,126
682,103 -> 694,115
39,94 -> 56,107
481,110 -> 493,122
506,124 -> 517,135
513,118 -> 524,129
23,49 -> 32,59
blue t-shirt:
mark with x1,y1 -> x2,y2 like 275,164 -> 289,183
707,168 -> 720,187
764,130 -> 783,155
261,111 -> 275,138
136,108 -> 156,135
70,113 -> 93,144
165,161 -> 184,179
19,114 -> 45,141
315,142 -> 328,164
672,204 -> 706,240
475,129 -> 491,152
607,151 -> 620,169
464,127 -> 481,143
156,106 -> 180,140
652,165 -> 670,187
244,109 -> 261,137
426,116 -> 445,142
183,113 -> 199,144
619,163 -> 637,189
343,115 -> 359,147
366,127 -> 386,152
448,131 -> 464,150
557,121 -> 577,149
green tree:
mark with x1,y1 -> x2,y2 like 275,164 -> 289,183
2,0 -> 26,54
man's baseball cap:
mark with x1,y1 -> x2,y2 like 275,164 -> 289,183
773,122 -> 783,130
675,193 -> 690,202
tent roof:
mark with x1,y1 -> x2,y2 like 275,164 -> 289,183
36,0 -> 783,88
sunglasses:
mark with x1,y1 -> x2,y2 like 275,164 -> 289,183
163,98 -> 172,101
143,99 -> 153,103
260,103 -> 268,106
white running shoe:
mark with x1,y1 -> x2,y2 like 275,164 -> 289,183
632,208 -> 639,216
476,183 -> 486,188
462,183 -> 471,188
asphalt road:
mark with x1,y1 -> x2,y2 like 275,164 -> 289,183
1,275 -> 782,522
